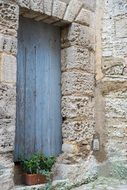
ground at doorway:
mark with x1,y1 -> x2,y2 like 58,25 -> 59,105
72,177 -> 127,190
73,185 -> 127,190
15,177 -> 127,190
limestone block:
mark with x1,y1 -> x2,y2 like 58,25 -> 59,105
52,0 -> 67,19
0,165 -> 14,190
105,117 -> 127,150
105,97 -> 127,120
0,120 -> 15,153
75,8 -> 90,26
62,120 -> 95,143
61,71 -> 95,96
106,126 -> 125,138
61,46 -> 94,73
0,153 -> 13,168
106,89 -> 127,99
106,119 -> 127,155
17,0 -> 30,9
113,38 -> 127,57
43,0 -> 53,16
106,117 -> 127,129
61,23 -> 95,49
54,156 -> 98,184
0,54 -> 16,83
83,0 -> 96,12
0,34 -> 17,55
62,143 -> 77,154
0,154 -> 14,190
0,83 -> 16,120
62,95 -> 94,119
0,84 -> 16,153
76,141 -> 91,158
102,56 -> 125,76
101,76 -> 127,94
115,16 -> 127,38
113,0 -> 127,16
105,106 -> 127,142
102,41 -> 113,58
64,0 -> 83,22
0,2 -> 19,35
54,163 -> 79,180
30,0 -> 44,12
106,139 -> 127,161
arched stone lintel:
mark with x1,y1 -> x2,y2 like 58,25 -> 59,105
17,0 -> 92,27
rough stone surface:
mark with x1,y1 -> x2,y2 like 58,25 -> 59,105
61,46 -> 95,73
52,0 -> 67,19
0,53 -> 16,83
43,0 -> 53,16
0,84 -> 16,153
98,0 -> 127,163
0,166 -> 14,190
54,155 -> 98,184
0,153 -> 14,190
72,177 -> 127,190
75,8 -> 91,26
15,180 -> 127,190
101,76 -> 127,94
62,143 -> 77,154
61,23 -> 95,50
30,0 -> 44,13
62,71 -> 95,96
64,0 -> 83,22
62,96 -> 94,119
115,16 -> 127,38
17,0 -> 30,9
62,120 -> 95,143
83,0 -> 96,12
0,34 -> 17,55
104,92 -> 127,161
0,83 -> 15,188
102,56 -> 125,76
0,2 -> 19,36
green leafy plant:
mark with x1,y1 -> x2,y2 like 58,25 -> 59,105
21,153 -> 56,175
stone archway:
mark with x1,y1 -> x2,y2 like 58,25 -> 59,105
0,0 -> 96,189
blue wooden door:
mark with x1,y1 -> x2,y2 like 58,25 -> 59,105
14,17 -> 62,160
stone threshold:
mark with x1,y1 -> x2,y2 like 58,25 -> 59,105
15,184 -> 45,190
15,179 -> 70,190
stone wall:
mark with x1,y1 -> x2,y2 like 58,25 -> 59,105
0,0 -> 97,189
1,0 -> 127,188
0,1 -> 18,189
96,0 -> 127,163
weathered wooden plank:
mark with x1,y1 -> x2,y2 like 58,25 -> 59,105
35,22 -> 46,153
47,25 -> 62,156
14,18 -> 26,161
23,18 -> 36,159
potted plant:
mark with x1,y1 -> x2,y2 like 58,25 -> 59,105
21,153 -> 56,186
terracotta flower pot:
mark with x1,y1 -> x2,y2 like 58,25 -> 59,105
24,173 -> 47,186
